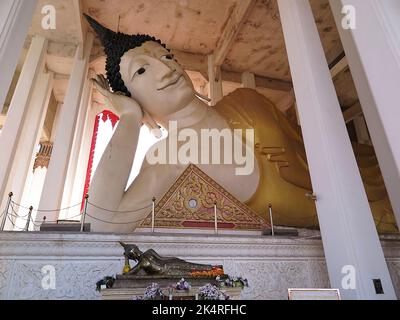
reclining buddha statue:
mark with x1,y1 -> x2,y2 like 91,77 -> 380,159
84,15 -> 397,234
119,242 -> 221,276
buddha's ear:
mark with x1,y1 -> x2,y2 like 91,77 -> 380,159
143,110 -> 162,138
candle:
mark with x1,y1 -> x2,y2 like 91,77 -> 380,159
214,203 -> 218,235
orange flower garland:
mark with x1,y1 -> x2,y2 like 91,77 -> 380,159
190,266 -> 225,278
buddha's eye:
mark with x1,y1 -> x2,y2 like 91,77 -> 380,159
133,65 -> 147,79
161,54 -> 174,61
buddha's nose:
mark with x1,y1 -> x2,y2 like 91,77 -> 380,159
157,62 -> 176,82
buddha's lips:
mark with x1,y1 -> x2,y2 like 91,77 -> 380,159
157,74 -> 183,90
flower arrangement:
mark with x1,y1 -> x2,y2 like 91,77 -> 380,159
190,266 -> 225,278
217,275 -> 249,288
95,276 -> 115,292
143,283 -> 164,300
175,278 -> 191,291
198,283 -> 229,300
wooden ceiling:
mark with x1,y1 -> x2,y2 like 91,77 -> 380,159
82,0 -> 345,81
23,0 -> 359,109
84,0 -> 236,55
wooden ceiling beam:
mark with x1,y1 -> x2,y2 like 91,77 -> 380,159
221,70 -> 292,92
343,101 -> 362,123
72,0 -> 86,58
213,0 -> 256,67
278,53 -> 351,112
330,56 -> 348,79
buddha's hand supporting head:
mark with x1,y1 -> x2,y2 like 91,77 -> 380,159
92,74 -> 142,116
84,14 -> 195,125
92,74 -> 159,130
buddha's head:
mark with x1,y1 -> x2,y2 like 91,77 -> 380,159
131,246 -> 142,260
85,14 -> 195,120
128,244 -> 142,260
120,242 -> 143,261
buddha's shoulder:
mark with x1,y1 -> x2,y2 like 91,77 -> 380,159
218,88 -> 274,105
214,88 -> 277,126
215,88 -> 275,113
143,249 -> 156,256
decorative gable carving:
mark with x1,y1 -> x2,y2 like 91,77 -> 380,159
141,164 -> 268,230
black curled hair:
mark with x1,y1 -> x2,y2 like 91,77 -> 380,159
84,14 -> 169,97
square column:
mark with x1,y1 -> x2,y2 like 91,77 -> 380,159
329,0 -> 400,227
0,36 -> 47,215
36,34 -> 93,223
2,70 -> 54,230
207,54 -> 223,106
17,142 -> 52,229
68,102 -> 97,214
61,79 -> 93,218
241,71 -> 256,89
0,0 -> 38,112
277,0 -> 396,299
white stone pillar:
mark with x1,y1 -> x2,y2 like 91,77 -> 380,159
19,101 -> 60,226
36,35 -> 93,222
51,103 -> 62,142
207,54 -> 223,106
2,70 -> 54,230
20,166 -> 47,228
277,0 -> 396,299
241,71 -> 256,89
69,102 -> 97,215
21,145 -> 55,229
329,0 -> 400,226
0,0 -> 38,112
61,79 -> 93,219
0,36 -> 47,215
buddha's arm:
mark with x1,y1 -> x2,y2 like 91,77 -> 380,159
129,257 -> 144,274
89,112 -> 142,211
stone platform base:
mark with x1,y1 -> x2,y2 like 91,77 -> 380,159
101,286 -> 243,300
102,275 -> 243,300
113,275 -> 217,289
0,231 -> 399,299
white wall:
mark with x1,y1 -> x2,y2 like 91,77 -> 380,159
0,232 -> 399,300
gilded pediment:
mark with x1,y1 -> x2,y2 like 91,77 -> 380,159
141,164 -> 268,230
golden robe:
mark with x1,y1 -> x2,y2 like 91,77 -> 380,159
215,88 -> 397,233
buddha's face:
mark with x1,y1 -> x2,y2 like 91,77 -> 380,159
129,246 -> 142,260
120,41 -> 195,119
